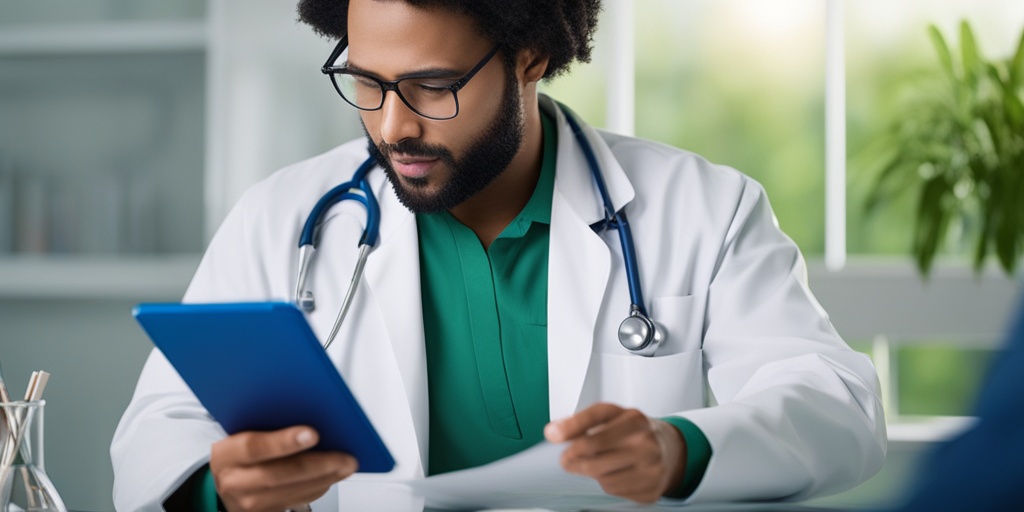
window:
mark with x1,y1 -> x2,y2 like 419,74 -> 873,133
542,0 -> 1024,425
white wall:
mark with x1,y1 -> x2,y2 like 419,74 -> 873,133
205,0 -> 364,237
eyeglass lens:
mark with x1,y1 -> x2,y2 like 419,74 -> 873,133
332,74 -> 459,120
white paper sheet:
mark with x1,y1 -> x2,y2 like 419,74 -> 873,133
404,442 -> 625,511
399,443 -> 837,512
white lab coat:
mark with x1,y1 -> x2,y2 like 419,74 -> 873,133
111,96 -> 885,511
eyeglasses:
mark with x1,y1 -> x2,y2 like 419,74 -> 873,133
321,37 -> 501,121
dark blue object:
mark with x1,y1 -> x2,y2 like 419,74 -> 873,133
132,301 -> 396,473
560,101 -> 649,317
299,156 -> 380,248
889,296 -> 1024,511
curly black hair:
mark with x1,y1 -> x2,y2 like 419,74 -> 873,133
296,0 -> 601,79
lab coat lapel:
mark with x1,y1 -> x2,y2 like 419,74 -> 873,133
544,97 -> 634,419
362,172 -> 430,471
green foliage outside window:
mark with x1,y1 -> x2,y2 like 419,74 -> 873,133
862,21 -> 1024,276
897,345 -> 995,416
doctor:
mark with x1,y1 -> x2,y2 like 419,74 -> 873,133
111,0 -> 886,510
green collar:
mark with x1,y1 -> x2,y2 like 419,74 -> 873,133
418,110 -> 557,241
495,109 -> 557,239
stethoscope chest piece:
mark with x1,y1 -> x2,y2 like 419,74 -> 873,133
618,305 -> 663,357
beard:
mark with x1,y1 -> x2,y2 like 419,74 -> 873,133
365,65 -> 525,214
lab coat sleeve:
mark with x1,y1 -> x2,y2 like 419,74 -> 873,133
110,191 -> 271,512
676,179 -> 886,503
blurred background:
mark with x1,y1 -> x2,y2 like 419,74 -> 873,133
1,1 -> 1022,510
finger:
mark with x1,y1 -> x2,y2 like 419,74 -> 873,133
562,445 -> 645,479
545,403 -> 624,442
223,471 -> 341,512
222,451 -> 357,490
594,465 -> 664,504
561,409 -> 652,461
262,472 -> 340,508
213,426 -> 319,467
216,453 -> 357,512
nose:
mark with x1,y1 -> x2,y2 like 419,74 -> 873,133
377,90 -> 423,145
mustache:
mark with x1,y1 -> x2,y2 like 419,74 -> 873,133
377,139 -> 450,160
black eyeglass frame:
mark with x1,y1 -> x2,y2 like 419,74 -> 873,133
321,36 -> 502,121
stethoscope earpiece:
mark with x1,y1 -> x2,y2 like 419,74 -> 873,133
618,305 -> 662,357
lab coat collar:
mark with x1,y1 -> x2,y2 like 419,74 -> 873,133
539,95 -> 635,224
362,169 -> 430,475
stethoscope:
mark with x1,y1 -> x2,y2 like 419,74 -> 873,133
294,103 -> 664,356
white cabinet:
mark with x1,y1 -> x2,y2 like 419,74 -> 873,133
1,6 -> 208,511
0,3 -> 208,300
0,1 -> 362,509
0,0 -> 363,295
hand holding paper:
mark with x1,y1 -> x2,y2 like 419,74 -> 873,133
545,402 -> 687,504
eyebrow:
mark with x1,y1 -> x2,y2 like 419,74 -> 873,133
343,61 -> 465,81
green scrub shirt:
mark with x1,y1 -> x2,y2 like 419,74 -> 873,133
415,111 -> 710,494
416,113 -> 559,475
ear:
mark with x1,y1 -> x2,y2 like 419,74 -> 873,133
516,48 -> 550,84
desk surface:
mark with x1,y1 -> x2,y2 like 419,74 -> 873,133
424,505 -> 850,512
70,507 -> 846,512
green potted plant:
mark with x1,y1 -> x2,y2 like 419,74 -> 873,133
865,20 -> 1024,276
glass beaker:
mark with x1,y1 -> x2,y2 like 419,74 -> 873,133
1,400 -> 68,512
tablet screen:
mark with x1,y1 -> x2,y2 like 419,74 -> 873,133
133,301 -> 395,473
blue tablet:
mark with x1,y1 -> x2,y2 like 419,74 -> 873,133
132,301 -> 395,473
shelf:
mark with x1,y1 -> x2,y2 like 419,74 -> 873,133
886,416 -> 976,448
0,254 -> 201,300
807,258 -> 1022,345
0,20 -> 207,55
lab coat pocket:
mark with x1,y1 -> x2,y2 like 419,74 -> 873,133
652,294 -> 704,353
598,349 -> 704,417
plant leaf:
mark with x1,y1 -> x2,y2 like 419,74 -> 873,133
864,154 -> 909,213
928,24 -> 957,84
915,176 -> 952,276
996,65 -> 1024,131
974,199 -> 993,272
960,20 -> 982,88
1009,20 -> 1024,88
999,153 -> 1024,274
994,194 -> 1018,274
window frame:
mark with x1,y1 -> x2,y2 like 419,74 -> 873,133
598,0 -> 1019,436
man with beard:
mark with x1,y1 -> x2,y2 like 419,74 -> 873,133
111,0 -> 886,511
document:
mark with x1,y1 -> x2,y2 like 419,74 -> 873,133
386,442 -> 839,511
404,442 -> 626,511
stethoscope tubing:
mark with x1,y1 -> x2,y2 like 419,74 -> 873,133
558,102 -> 650,318
323,243 -> 372,350
299,157 -> 380,248
295,156 -> 380,350
299,102 -> 662,355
